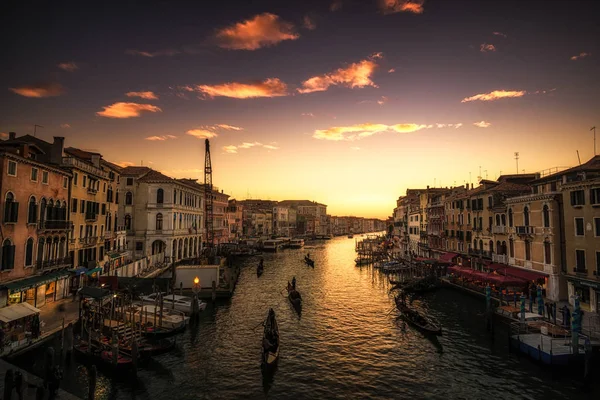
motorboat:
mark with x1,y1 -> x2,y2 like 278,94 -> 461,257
289,238 -> 305,249
140,293 -> 207,315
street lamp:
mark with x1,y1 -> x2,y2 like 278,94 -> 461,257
193,276 -> 200,293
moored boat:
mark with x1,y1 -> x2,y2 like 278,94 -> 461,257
347,234 -> 353,238
289,238 -> 305,249
394,297 -> 442,335
287,283 -> 302,313
262,309 -> 280,368
73,341 -> 134,370
126,303 -> 189,330
140,292 -> 207,314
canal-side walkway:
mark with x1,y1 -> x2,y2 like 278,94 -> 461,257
0,358 -> 81,399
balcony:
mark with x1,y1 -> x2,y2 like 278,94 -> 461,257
492,226 -> 507,234
544,264 -> 556,274
85,213 -> 98,222
87,187 -> 98,195
492,254 -> 507,264
469,249 -> 492,259
38,220 -> 73,232
79,236 -> 98,247
573,267 -> 588,276
36,257 -> 72,271
515,226 -> 535,235
62,156 -> 109,179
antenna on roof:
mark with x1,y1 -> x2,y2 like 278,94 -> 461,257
514,152 -> 519,174
591,127 -> 596,156
576,150 -> 582,166
484,170 -> 488,179
33,124 -> 43,137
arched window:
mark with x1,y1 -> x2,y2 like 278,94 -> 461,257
544,241 -> 551,264
37,237 -> 45,264
124,214 -> 132,230
39,198 -> 46,225
473,240 -> 477,250
156,213 -> 163,230
4,192 -> 18,223
25,237 -> 34,266
525,240 -> 531,261
1,239 -> 15,270
157,188 -> 164,204
489,240 -> 494,253
495,214 -> 500,226
125,192 -> 133,205
28,196 -> 37,224
47,200 -> 54,221
501,214 -> 506,226
542,205 -> 550,228
479,239 -> 483,252
508,209 -> 513,227
523,206 -> 530,226
173,189 -> 177,204
509,238 -> 514,257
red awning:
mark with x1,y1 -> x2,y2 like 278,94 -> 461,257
486,263 -> 506,271
497,266 -> 547,281
487,273 -> 527,286
440,252 -> 458,262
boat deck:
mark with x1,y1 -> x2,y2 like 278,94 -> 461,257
509,333 -> 589,365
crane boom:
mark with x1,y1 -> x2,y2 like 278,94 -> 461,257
204,139 -> 214,247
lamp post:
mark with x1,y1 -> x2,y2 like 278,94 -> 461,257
191,277 -> 200,317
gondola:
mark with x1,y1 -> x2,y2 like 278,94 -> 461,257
97,336 -> 176,358
287,283 -> 302,313
394,296 -> 442,335
402,276 -> 440,294
262,309 -> 280,369
73,340 -> 135,370
257,265 -> 264,277
141,322 -> 186,339
304,256 -> 315,267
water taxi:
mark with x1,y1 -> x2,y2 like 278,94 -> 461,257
289,238 -> 304,249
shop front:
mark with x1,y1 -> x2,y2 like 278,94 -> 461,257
567,277 -> 599,313
0,302 -> 41,355
4,271 -> 71,309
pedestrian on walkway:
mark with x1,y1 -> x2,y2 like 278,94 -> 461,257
565,307 -> 571,327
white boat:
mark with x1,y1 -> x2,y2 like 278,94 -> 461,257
289,238 -> 304,249
140,292 -> 207,315
262,239 -> 281,252
127,304 -> 189,329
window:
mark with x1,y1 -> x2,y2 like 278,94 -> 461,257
523,206 -> 530,226
591,188 -> 600,205
525,240 -> 531,261
488,216 -> 493,230
7,161 -> 17,176
595,218 -> 600,237
73,172 -> 78,185
1,239 -> 15,270
63,176 -> 68,189
125,214 -> 132,230
543,205 -> 550,228
3,192 -> 18,223
125,192 -> 133,205
575,218 -> 584,236
495,214 -> 500,226
126,177 -> 133,186
478,198 -> 483,210
570,190 -> 585,206
575,249 -> 586,272
509,239 -> 514,257
136,242 -> 143,251
83,175 -> 87,188
103,183 -> 106,193
156,213 -> 163,230
42,171 -> 49,184
157,188 -> 164,204
28,197 -> 37,224
71,198 -> 78,213
101,204 -> 106,215
31,167 -> 38,182
488,196 -> 493,208
508,209 -> 513,227
25,237 -> 34,266
596,251 -> 600,275
544,241 -> 551,265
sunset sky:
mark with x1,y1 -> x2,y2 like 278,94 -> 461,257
1,0 -> 598,219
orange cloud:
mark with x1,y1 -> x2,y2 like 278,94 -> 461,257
215,124 -> 243,131
461,90 -> 526,103
0,132 -> 8,139
380,0 -> 425,14
313,122 -> 459,141
480,43 -> 496,52
223,145 -> 238,154
388,68 -> 396,73
96,102 -> 162,118
9,82 -> 65,98
194,78 -> 288,99
493,31 -> 507,38
186,129 -> 218,139
60,123 -> 71,128
223,142 -> 279,154
330,0 -> 343,11
125,49 -> 180,57
214,13 -> 299,50
377,96 -> 389,105
57,62 -> 78,72
303,16 -> 316,30
298,56 -> 380,94
145,135 -> 177,141
126,91 -> 159,100
302,113 -> 315,117
116,161 -> 135,168
570,52 -> 591,61
473,121 -> 492,128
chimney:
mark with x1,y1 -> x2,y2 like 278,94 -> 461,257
22,144 -> 30,159
9,132 -> 16,140
50,137 -> 65,165
91,154 -> 101,167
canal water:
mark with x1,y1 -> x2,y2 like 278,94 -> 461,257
12,236 -> 594,399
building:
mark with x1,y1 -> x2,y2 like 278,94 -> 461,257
119,167 -> 204,263
560,157 -> 600,311
273,205 -> 290,236
226,199 -> 244,240
0,133 -> 72,308
278,200 -> 327,235
210,188 -> 230,244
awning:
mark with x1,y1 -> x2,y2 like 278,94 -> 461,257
497,265 -> 547,281
3,270 -> 71,292
0,302 -> 40,324
70,267 -> 87,276
440,252 -> 458,262
78,286 -> 111,300
486,273 -> 527,287
566,277 -> 600,290
486,263 -> 506,271
86,267 -> 102,276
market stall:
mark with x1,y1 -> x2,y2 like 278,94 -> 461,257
0,302 -> 41,354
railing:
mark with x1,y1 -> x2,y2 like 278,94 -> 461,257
36,257 -> 72,270
37,220 -> 73,231
87,187 -> 98,194
62,156 -> 109,179
85,213 -> 97,222
544,264 -> 556,274
573,267 -> 588,275
516,226 -> 535,235
79,236 -> 98,246
492,254 -> 507,264
492,226 -> 507,234
524,260 -> 533,268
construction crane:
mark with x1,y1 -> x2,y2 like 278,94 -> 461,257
204,139 -> 214,248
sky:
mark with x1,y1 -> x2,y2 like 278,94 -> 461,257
1,0 -> 598,219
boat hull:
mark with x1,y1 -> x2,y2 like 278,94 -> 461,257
395,299 -> 442,335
